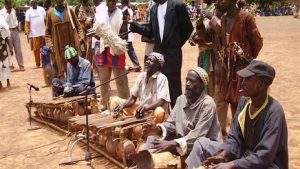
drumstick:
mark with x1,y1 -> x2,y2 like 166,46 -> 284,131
66,1 -> 75,29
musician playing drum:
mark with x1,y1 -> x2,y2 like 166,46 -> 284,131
110,52 -> 170,123
147,67 -> 222,157
51,45 -> 95,98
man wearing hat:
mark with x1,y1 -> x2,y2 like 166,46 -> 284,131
110,52 -> 170,120
148,67 -> 222,157
186,60 -> 288,169
51,46 -> 95,97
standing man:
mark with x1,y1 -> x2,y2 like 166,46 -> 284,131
25,0 -> 47,68
129,0 -> 193,108
121,0 -> 141,72
76,0 -> 96,64
193,1 -> 229,135
45,0 -> 83,78
187,60 -> 288,169
216,0 -> 263,115
94,0 -> 130,110
0,0 -> 25,71
92,0 -> 105,77
189,0 -> 216,96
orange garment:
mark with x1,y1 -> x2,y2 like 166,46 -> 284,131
25,21 -> 44,66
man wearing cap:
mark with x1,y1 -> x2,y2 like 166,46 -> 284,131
110,52 -> 170,120
186,60 -> 288,169
51,46 -> 95,98
148,67 -> 222,156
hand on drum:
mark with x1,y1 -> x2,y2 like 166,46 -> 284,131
135,104 -> 150,119
152,139 -> 177,153
145,124 -> 161,136
63,86 -> 74,97
204,150 -> 227,167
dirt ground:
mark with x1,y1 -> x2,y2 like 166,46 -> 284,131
0,16 -> 299,169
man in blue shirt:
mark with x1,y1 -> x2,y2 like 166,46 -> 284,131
52,46 -> 95,98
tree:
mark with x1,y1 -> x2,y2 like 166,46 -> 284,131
0,0 -> 82,8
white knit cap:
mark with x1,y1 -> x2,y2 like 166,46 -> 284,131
148,52 -> 165,67
190,67 -> 209,86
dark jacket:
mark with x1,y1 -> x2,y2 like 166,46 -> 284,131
130,0 -> 193,73
220,96 -> 288,169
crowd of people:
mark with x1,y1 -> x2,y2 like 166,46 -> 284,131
186,0 -> 300,18
0,0 -> 289,168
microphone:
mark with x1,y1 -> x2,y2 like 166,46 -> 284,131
27,83 -> 39,91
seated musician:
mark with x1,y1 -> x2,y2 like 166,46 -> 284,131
52,46 -> 95,98
110,52 -> 170,122
186,60 -> 288,169
147,67 -> 222,157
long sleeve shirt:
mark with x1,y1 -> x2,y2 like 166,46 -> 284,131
159,92 -> 223,155
220,96 -> 288,169
66,57 -> 95,87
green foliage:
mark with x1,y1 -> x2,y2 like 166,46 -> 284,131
69,0 -> 81,5
0,0 -> 82,8
0,0 -> 36,8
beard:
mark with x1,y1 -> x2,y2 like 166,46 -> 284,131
185,89 -> 193,98
185,87 -> 203,100
144,65 -> 150,72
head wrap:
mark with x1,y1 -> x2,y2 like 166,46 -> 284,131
64,45 -> 77,59
190,67 -> 209,86
148,52 -> 165,67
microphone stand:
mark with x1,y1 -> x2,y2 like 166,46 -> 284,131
60,71 -> 130,167
28,86 -> 41,131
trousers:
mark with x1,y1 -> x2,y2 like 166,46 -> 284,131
9,29 -> 24,67
99,65 -> 130,108
164,71 -> 182,108
127,41 -> 140,67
